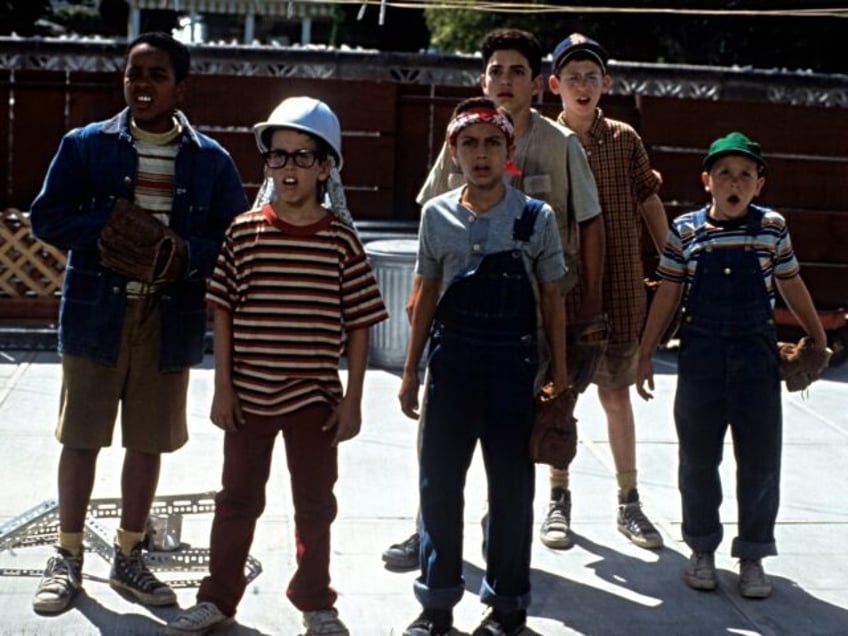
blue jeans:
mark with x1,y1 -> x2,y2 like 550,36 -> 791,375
674,217 -> 782,561
415,325 -> 537,613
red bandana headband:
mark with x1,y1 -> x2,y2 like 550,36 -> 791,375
447,107 -> 515,146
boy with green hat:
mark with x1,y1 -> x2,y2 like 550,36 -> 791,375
545,32 -> 670,550
636,131 -> 829,598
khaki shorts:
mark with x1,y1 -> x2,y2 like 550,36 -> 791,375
56,296 -> 189,454
593,342 -> 639,389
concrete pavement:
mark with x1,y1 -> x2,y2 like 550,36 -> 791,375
1,346 -> 847,635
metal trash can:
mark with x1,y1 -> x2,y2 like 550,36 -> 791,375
365,239 -> 418,369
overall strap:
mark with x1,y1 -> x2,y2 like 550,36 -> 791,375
513,197 -> 544,243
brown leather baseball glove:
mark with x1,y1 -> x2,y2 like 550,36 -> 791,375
98,198 -> 186,284
778,336 -> 832,392
567,314 -> 611,394
529,383 -> 578,469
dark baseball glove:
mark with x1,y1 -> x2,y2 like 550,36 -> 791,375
529,383 -> 578,469
567,314 -> 611,394
98,198 -> 186,284
778,336 -> 832,392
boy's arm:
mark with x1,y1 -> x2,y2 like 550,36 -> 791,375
577,214 -> 605,319
636,279 -> 684,400
210,304 -> 244,431
398,277 -> 441,419
539,279 -> 568,392
776,275 -> 828,348
30,135 -> 111,249
639,194 -> 670,255
324,326 -> 369,445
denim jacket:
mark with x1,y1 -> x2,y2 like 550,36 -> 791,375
30,109 -> 248,370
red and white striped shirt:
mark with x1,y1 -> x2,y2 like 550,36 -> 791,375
207,204 -> 388,416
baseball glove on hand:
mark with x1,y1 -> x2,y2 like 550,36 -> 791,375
529,383 -> 578,469
567,314 -> 611,394
98,199 -> 187,284
778,336 -> 832,392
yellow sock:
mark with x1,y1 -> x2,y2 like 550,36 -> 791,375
58,531 -> 84,557
115,528 -> 146,556
550,468 -> 569,491
617,470 -> 638,498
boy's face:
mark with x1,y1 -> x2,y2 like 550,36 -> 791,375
702,155 -> 765,221
448,122 -> 513,191
266,129 -> 330,206
548,58 -> 610,117
480,49 -> 542,117
124,42 -> 184,133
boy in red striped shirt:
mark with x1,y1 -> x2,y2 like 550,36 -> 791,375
167,97 -> 387,636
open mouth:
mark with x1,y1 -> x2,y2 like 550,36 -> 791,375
135,95 -> 152,105
728,194 -> 740,204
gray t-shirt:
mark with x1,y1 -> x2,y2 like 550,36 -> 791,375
417,185 -> 566,296
417,109 -> 600,293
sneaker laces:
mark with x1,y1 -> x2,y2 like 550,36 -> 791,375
542,494 -> 570,531
304,608 -> 348,634
117,547 -> 165,591
620,502 -> 657,536
41,553 -> 81,589
183,601 -> 223,623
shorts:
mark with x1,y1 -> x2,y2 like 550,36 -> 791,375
56,296 -> 189,454
593,342 -> 639,389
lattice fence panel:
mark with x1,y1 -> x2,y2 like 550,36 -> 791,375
0,208 -> 66,298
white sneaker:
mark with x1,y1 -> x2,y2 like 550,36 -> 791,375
684,552 -> 717,591
165,601 -> 234,635
303,608 -> 350,635
739,559 -> 772,599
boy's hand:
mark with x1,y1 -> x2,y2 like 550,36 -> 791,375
398,370 -> 421,419
323,396 -> 362,445
635,354 -> 655,401
210,385 -> 244,432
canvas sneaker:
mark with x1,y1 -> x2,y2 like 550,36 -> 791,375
32,548 -> 83,613
303,608 -> 350,635
685,551 -> 717,591
403,608 -> 453,636
382,531 -> 420,570
739,559 -> 773,599
109,542 -> 176,606
165,601 -> 234,635
617,489 -> 663,549
539,487 -> 573,549
471,608 -> 527,636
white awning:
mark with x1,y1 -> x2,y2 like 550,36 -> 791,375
130,0 -> 334,18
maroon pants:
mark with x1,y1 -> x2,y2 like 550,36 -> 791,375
197,404 -> 338,616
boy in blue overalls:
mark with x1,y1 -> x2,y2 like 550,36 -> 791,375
398,97 -> 567,636
636,132 -> 828,599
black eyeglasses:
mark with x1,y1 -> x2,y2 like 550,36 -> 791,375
262,148 -> 322,169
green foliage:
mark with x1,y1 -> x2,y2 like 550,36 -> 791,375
423,2 -> 847,74
0,0 -> 52,36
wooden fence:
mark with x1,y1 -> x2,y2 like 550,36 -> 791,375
2,43 -> 847,326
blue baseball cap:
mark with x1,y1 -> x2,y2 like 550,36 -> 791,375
551,33 -> 608,74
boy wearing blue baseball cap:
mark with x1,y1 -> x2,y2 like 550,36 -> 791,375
637,131 -> 829,598
544,32 -> 670,551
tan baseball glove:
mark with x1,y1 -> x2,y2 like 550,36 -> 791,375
778,336 -> 832,392
529,383 -> 578,469
98,198 -> 186,284
567,314 -> 611,394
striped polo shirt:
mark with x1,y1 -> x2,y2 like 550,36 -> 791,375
657,203 -> 800,308
207,204 -> 388,416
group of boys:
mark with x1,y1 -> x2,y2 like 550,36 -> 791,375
26,24 -> 830,636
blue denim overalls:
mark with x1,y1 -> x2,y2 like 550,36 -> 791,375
674,207 -> 782,560
414,203 -> 541,614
